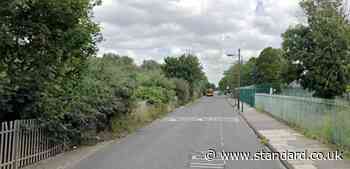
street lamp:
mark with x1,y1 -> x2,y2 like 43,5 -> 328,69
226,48 -> 243,113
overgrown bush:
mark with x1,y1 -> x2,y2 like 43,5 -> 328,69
0,0 -> 101,122
134,66 -> 176,104
135,86 -> 171,104
173,78 -> 190,105
162,55 -> 209,98
37,55 -> 137,145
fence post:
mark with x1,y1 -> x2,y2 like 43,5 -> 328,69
0,122 -> 3,167
12,120 -> 18,169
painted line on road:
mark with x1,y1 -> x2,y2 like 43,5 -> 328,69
219,111 -> 227,166
190,162 -> 225,166
162,117 -> 239,123
190,165 -> 224,169
190,162 -> 225,169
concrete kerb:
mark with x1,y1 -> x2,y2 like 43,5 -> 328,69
225,97 -> 294,169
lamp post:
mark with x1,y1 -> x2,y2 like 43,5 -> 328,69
227,48 -> 243,112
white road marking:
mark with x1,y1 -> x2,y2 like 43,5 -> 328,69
190,162 -> 225,166
190,166 -> 223,169
219,114 -> 226,165
190,163 -> 225,169
168,118 -> 177,122
163,117 -> 239,122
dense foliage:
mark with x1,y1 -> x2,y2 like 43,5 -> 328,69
282,0 -> 350,98
219,61 -> 241,91
255,47 -> 284,90
172,78 -> 191,105
162,54 -> 209,97
0,0 -> 101,121
135,69 -> 176,105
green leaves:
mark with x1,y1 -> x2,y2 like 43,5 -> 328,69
134,68 -> 176,104
135,86 -> 174,105
282,0 -> 350,98
0,0 -> 101,121
255,47 -> 284,90
163,55 -> 205,84
219,48 -> 284,92
0,0 -> 103,145
172,78 -> 190,105
162,54 -> 208,97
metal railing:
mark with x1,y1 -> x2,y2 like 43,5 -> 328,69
0,120 -> 63,169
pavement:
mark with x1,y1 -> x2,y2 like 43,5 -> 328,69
26,96 -> 285,169
23,141 -> 115,169
235,99 -> 350,169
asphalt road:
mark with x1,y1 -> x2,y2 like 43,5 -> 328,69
73,96 -> 285,169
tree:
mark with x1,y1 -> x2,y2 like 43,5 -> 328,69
255,47 -> 284,89
141,60 -> 162,71
0,0 -> 101,121
218,64 -> 240,92
162,54 -> 207,96
219,49 -> 284,93
241,57 -> 258,86
207,83 -> 216,90
280,58 -> 299,85
282,0 -> 350,98
218,77 -> 229,92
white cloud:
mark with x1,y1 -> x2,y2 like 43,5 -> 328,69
94,0 -> 302,85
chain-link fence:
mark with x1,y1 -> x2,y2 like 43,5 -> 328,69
255,93 -> 350,148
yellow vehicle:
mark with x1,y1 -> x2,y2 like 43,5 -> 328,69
206,88 -> 214,97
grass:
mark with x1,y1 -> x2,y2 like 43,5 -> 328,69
111,103 -> 171,138
110,99 -> 198,139
260,136 -> 270,146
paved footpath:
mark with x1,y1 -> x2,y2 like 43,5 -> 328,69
235,99 -> 350,169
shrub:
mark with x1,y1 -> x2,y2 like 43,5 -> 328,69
134,86 -> 175,104
38,55 -> 137,145
173,78 -> 190,105
134,69 -> 176,104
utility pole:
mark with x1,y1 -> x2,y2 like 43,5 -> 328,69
222,34 -> 243,112
227,48 -> 243,112
237,49 -> 241,111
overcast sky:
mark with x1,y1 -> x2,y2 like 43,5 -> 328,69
93,0 -> 303,85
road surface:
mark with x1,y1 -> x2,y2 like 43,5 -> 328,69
73,96 -> 284,169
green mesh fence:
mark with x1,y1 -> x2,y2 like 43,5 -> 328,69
239,85 -> 271,107
240,88 -> 255,107
255,94 -> 350,148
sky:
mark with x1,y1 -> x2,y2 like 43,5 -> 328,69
93,0 -> 303,85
